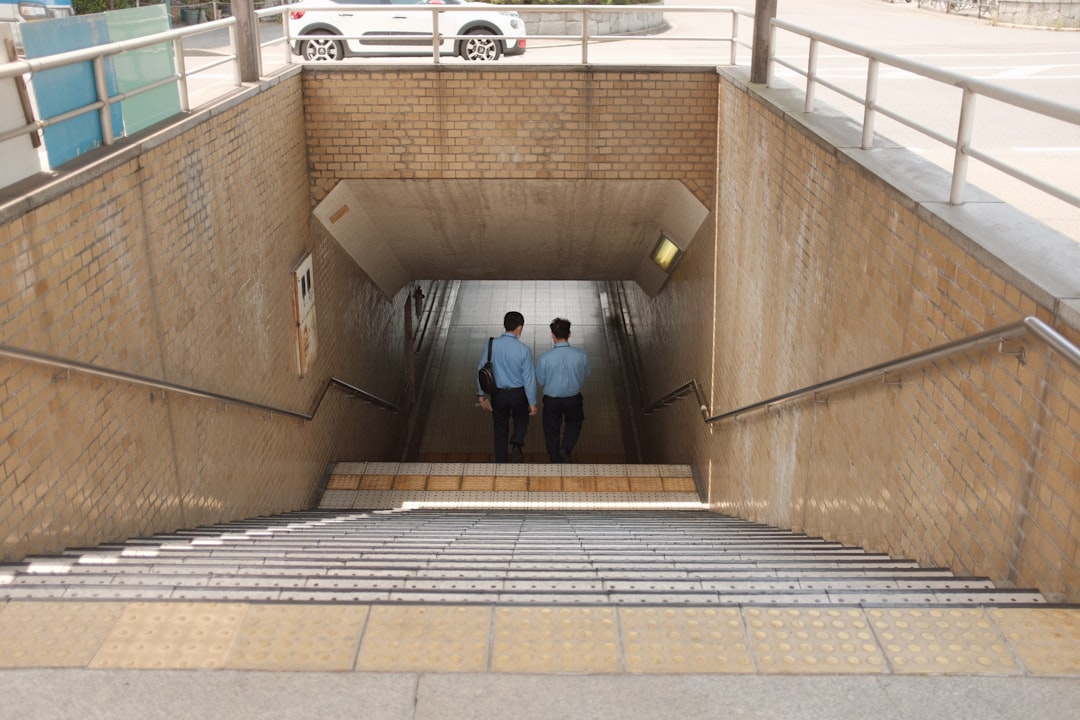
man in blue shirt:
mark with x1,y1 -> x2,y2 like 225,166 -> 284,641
535,317 -> 590,463
477,311 -> 537,462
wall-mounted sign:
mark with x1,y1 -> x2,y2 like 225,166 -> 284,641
291,252 -> 317,377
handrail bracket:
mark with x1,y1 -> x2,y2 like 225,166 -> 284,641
998,338 -> 1026,364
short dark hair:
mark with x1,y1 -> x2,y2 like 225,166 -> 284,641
550,317 -> 571,340
504,311 -> 525,332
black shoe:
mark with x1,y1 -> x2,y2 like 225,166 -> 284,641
558,447 -> 573,463
511,444 -> 525,463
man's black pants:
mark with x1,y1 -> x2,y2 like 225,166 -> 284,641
541,393 -> 585,462
491,386 -> 530,462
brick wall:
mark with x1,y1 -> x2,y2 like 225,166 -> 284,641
301,67 -> 717,206
619,70 -> 1080,601
0,74 -> 410,560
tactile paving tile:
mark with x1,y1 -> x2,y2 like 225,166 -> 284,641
90,602 -> 246,669
662,477 -> 698,493
359,475 -> 395,490
628,478 -> 666,492
868,608 -> 1020,674
595,477 -> 631,492
319,490 -> 358,509
528,477 -> 562,492
493,606 -> 621,673
426,476 -> 462,491
325,474 -> 361,490
460,476 -> 496,491
0,601 -> 127,667
392,475 -> 428,491
356,605 -> 491,672
225,604 -> 368,671
745,607 -> 887,674
990,608 -> 1080,675
620,606 -> 755,673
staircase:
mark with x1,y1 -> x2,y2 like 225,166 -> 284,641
0,463 -> 1045,608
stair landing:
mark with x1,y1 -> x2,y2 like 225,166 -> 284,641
320,462 -> 706,511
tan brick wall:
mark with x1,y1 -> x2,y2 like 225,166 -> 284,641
0,75 -> 410,560
620,73 -> 1080,601
301,67 -> 717,206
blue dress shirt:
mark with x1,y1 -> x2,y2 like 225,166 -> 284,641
478,332 -> 537,405
535,342 -> 590,398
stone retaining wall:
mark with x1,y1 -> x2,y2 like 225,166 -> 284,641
522,7 -> 668,38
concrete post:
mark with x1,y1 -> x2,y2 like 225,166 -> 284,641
232,0 -> 260,83
750,0 -> 778,84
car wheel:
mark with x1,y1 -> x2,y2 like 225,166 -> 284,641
301,32 -> 343,62
460,30 -> 501,61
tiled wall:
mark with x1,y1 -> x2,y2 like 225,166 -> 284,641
0,74 -> 410,561
620,71 -> 1080,601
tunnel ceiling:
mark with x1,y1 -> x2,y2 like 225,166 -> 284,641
313,179 -> 708,297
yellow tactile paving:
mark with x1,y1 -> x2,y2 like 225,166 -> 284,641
426,476 -> 462,491
628,478 -> 665,492
4,600 -> 1080,676
869,608 -> 1020,674
460,475 -> 495,490
325,474 -> 361,490
356,605 -> 491,673
595,477 -> 631,492
745,607 -> 888,674
392,474 -> 428,491
359,475 -> 394,490
89,602 -> 246,669
621,606 -> 755,673
991,608 -> 1080,675
494,477 -> 528,492
563,477 -> 598,492
529,477 -> 562,492
225,604 -> 369,672
662,477 -> 697,492
0,601 -> 127,667
493,606 -> 622,673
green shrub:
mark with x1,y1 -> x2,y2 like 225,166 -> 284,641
72,0 -> 133,14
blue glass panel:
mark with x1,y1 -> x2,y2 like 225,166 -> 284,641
107,6 -> 181,134
22,15 -> 123,168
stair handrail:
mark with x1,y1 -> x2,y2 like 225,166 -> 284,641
646,317 -> 1080,425
0,342 -> 401,419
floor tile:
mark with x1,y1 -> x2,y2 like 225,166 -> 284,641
493,606 -> 621,673
226,604 -> 369,671
0,601 -> 127,667
90,602 -> 246,669
356,605 -> 492,672
990,608 -> 1080,675
869,608 -> 1020,674
621,606 -> 755,673
745,607 -> 888,674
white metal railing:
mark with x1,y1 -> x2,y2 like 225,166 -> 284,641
769,18 -> 1080,210
1,4 -> 1077,222
275,5 -> 751,67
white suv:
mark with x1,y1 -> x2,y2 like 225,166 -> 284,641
288,0 -> 527,62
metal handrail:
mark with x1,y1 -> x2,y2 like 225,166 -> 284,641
646,317 -> 1080,425
768,19 -> 1080,210
0,343 -> 400,419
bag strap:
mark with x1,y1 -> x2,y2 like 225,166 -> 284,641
487,337 -> 493,363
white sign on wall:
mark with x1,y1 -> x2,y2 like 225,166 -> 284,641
291,252 -> 318,378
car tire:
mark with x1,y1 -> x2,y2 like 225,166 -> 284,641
460,29 -> 502,61
301,31 -> 344,62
